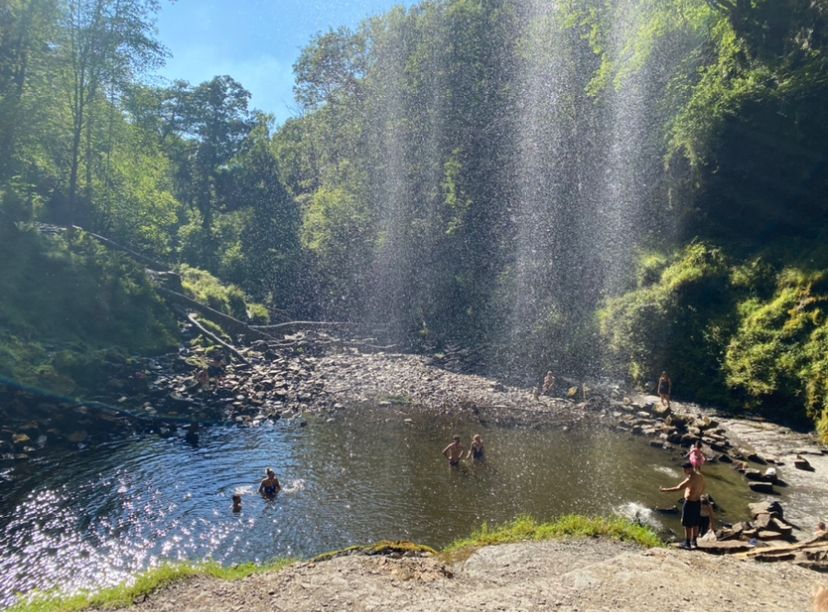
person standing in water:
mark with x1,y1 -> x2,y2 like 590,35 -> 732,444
657,371 -> 672,407
467,434 -> 485,461
442,435 -> 465,468
659,462 -> 705,549
258,468 -> 281,498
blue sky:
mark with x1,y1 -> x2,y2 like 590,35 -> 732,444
154,0 -> 417,124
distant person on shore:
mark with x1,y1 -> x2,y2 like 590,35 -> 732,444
232,493 -> 242,513
687,440 -> 706,472
442,435 -> 465,468
659,462 -> 705,549
699,494 -> 716,538
467,434 -> 485,462
814,585 -> 828,611
542,371 -> 556,396
816,522 -> 827,538
258,468 -> 281,498
657,371 -> 672,407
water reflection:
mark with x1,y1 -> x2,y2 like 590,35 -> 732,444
0,408 -> 757,606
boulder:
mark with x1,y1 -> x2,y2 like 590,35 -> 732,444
768,517 -> 794,537
754,513 -> 773,530
748,481 -> 776,494
757,530 -> 787,541
744,469 -> 766,481
794,456 -> 815,471
653,405 -> 671,418
748,501 -> 784,518
747,451 -> 767,464
694,541 -> 753,554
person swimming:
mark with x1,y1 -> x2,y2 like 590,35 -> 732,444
258,468 -> 281,498
232,493 -> 242,513
467,434 -> 485,461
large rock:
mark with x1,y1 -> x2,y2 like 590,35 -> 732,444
748,481 -> 776,494
794,456 -> 815,471
748,501 -> 784,518
744,469 -> 766,481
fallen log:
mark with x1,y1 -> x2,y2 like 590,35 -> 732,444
735,534 -> 828,560
271,338 -> 397,352
252,320 -> 360,333
157,287 -> 271,341
72,225 -> 172,272
179,310 -> 250,366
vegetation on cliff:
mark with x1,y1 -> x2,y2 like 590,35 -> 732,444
1,0 -> 826,435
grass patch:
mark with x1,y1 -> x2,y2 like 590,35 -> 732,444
444,514 -> 664,553
10,516 -> 660,611
312,540 -> 436,562
9,559 -> 295,612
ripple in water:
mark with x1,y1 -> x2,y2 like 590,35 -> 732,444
0,409 -> 758,607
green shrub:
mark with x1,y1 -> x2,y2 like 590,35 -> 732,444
724,268 -> 828,438
599,242 -> 737,402
178,264 -> 269,324
0,227 -> 178,395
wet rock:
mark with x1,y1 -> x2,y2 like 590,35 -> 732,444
748,501 -> 784,518
747,452 -> 767,465
793,456 -> 815,471
748,481 -> 775,494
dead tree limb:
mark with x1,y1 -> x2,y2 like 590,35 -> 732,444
72,225 -> 172,272
178,310 -> 251,365
158,287 -> 271,341
252,320 -> 359,333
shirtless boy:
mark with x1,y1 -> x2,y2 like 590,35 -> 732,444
659,462 -> 705,549
442,435 -> 465,468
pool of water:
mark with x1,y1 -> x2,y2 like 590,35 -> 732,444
0,406 -> 758,606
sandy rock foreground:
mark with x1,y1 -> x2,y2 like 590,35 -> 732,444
131,539 -> 823,612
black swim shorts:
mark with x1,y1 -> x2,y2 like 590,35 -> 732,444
682,499 -> 702,527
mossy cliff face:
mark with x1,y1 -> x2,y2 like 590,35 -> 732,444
600,242 -> 828,441
0,225 -> 179,395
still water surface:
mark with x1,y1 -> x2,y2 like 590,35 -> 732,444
0,407 -> 757,606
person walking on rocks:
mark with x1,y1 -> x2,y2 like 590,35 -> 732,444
658,371 -> 672,407
442,435 -> 465,468
687,440 -> 706,473
659,462 -> 705,549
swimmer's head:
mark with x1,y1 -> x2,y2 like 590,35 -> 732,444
266,468 -> 275,478
232,494 -> 242,504
472,434 -> 482,442
452,435 -> 460,443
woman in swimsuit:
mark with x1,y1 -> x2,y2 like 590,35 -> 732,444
467,434 -> 485,461
258,468 -> 281,498
657,371 -> 671,407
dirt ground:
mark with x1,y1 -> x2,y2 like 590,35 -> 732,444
130,538 -> 825,612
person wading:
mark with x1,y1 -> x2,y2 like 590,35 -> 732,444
442,435 -> 465,468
